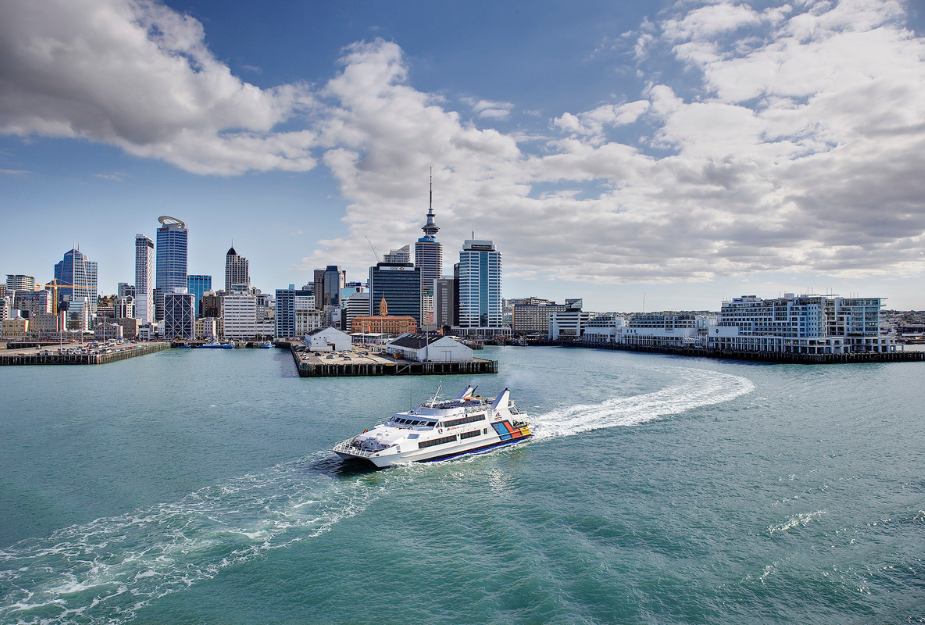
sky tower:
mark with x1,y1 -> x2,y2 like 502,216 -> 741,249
415,169 -> 443,325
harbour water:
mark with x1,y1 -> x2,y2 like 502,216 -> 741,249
1,346 -> 924,623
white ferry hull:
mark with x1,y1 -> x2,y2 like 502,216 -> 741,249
333,388 -> 532,468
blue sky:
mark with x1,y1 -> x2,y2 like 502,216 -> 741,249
2,0 -> 925,311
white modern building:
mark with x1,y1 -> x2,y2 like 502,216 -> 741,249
223,293 -> 258,339
385,334 -> 473,362
709,294 -> 894,354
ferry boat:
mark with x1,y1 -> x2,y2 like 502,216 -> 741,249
198,339 -> 234,349
333,386 -> 531,468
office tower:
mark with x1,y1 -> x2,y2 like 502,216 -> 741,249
135,234 -> 154,324
223,293 -> 258,339
345,291 -> 371,330
54,248 -> 99,313
200,290 -> 223,318
114,295 -> 135,319
6,275 -> 35,293
187,274 -> 212,317
275,286 -> 313,338
117,283 -> 135,298
13,290 -> 52,318
155,216 -> 188,321
457,239 -> 502,329
434,277 -> 456,329
163,291 -> 195,340
313,266 -> 346,309
368,260 -> 421,323
415,173 -> 443,324
225,246 -> 250,292
384,245 -> 411,264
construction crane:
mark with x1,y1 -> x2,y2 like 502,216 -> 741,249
36,280 -> 71,317
365,236 -> 382,263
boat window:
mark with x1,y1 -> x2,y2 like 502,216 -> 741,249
444,413 -> 485,428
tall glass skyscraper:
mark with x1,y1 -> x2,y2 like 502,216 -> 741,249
54,248 -> 98,313
155,216 -> 188,321
135,234 -> 154,324
457,239 -> 502,329
368,261 -> 421,323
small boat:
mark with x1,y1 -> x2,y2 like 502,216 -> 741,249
333,386 -> 532,468
198,339 -> 234,349
260,342 -> 273,349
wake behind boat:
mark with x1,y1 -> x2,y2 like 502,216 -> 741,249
333,386 -> 531,468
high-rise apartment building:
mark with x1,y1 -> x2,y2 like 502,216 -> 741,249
6,275 -> 35,293
457,239 -> 502,330
155,216 -> 188,321
368,261 -> 421,323
54,248 -> 98,314
384,245 -> 411,264
187,274 -> 212,317
135,234 -> 154,324
225,246 -> 250,292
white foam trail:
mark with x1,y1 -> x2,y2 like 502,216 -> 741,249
0,452 -> 382,624
532,366 -> 755,439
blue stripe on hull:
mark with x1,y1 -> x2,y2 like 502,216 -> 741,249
419,435 -> 533,463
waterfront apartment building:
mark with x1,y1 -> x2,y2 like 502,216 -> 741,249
187,275 -> 212,317
155,216 -> 188,321
711,294 -> 893,354
456,239 -> 503,333
368,261 -> 421,323
6,275 -> 35,293
163,292 -> 195,340
54,248 -> 98,314
135,234 -> 154,324
225,247 -> 249,292
512,298 -> 580,334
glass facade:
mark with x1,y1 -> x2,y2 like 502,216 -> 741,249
135,234 -> 154,324
54,249 -> 98,313
186,275 -> 212,317
155,218 -> 187,321
368,262 -> 422,323
275,287 -> 313,338
457,240 -> 502,328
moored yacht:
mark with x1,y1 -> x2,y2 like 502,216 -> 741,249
333,386 -> 531,468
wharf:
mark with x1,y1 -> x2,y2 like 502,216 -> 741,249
289,345 -> 497,378
531,339 -> 925,364
0,342 -> 170,366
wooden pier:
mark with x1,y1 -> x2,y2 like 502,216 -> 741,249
290,345 -> 497,378
0,342 -> 170,366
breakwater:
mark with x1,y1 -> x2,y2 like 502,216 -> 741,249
0,342 -> 170,366
529,339 -> 925,364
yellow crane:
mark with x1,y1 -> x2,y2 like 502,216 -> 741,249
35,280 -> 71,317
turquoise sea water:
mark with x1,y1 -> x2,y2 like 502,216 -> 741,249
1,346 -> 924,624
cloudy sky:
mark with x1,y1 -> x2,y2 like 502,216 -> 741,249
2,0 -> 924,311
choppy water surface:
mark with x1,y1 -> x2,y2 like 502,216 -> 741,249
1,347 -> 923,623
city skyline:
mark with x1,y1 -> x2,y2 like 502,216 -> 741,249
2,1 -> 925,311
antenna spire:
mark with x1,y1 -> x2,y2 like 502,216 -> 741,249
429,167 -> 432,212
